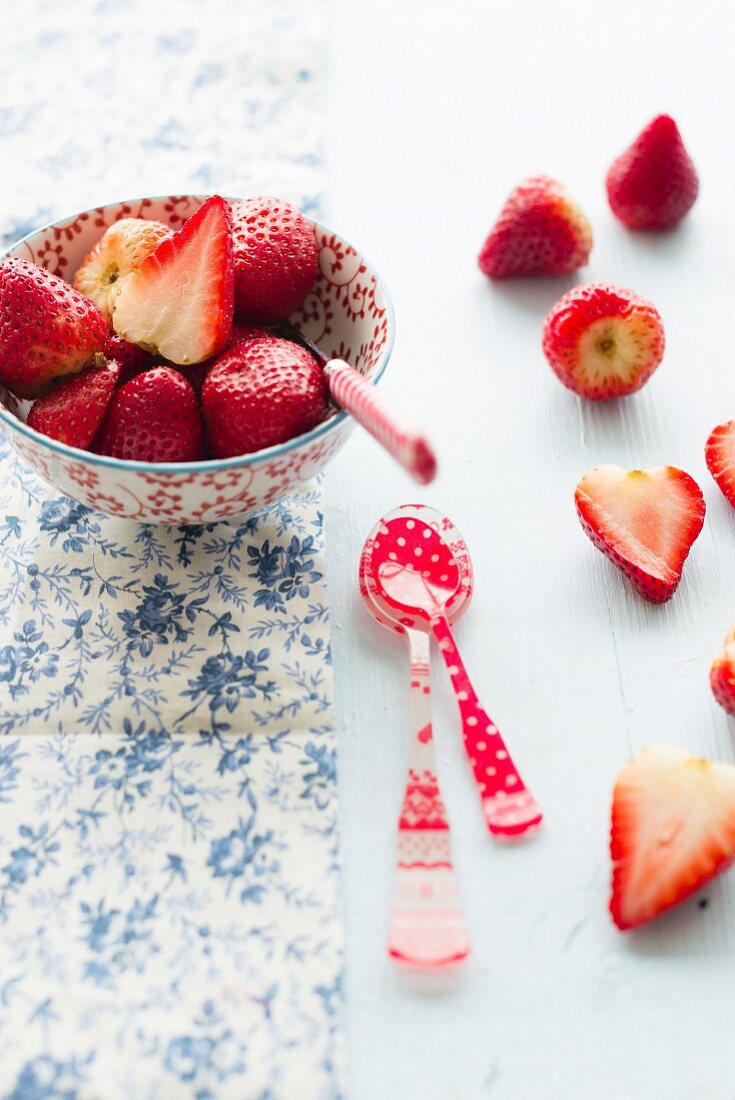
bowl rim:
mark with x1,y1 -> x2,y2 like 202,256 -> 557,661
0,195 -> 396,474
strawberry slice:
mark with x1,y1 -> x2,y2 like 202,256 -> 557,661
710,625 -> 735,715
611,745 -> 735,929
27,360 -> 120,449
112,195 -> 233,365
575,465 -> 705,603
705,420 -> 735,509
542,283 -> 665,400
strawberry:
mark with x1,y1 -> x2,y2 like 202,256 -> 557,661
202,336 -> 327,458
95,366 -> 204,462
477,176 -> 592,279
72,217 -> 172,321
710,625 -> 735,716
104,335 -> 157,385
610,744 -> 735,929
226,321 -> 274,349
0,257 -> 107,397
705,420 -> 735,509
542,283 -> 665,400
231,196 -> 318,323
28,360 -> 120,449
112,195 -> 234,365
606,115 -> 699,230
575,465 -> 705,603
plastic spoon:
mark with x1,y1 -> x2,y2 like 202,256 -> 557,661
359,534 -> 469,967
366,504 -> 543,840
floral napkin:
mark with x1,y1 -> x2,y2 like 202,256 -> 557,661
0,448 -> 343,1100
0,1 -> 344,1097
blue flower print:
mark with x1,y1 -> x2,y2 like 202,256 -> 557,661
184,650 -> 274,719
165,1036 -> 215,1083
39,499 -> 91,547
0,645 -> 17,684
249,536 -> 323,613
118,574 -> 206,657
2,824 -> 59,888
207,816 -> 276,902
8,1054 -> 91,1100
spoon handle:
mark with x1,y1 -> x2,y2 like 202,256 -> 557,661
324,359 -> 437,485
430,614 -> 543,840
388,627 -> 469,968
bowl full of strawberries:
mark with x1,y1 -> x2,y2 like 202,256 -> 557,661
0,194 -> 393,523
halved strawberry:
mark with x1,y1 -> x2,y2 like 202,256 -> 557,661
611,744 -> 735,929
112,195 -> 233,365
705,421 -> 735,509
72,217 -> 172,321
575,465 -> 705,603
711,625 -> 735,716
543,283 -> 665,399
28,359 -> 120,449
478,175 -> 592,279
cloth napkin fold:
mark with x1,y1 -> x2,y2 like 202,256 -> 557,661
0,445 -> 344,1099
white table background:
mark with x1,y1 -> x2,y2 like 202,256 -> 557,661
326,2 -> 735,1097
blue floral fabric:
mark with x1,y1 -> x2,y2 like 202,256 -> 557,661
0,1 -> 343,1096
0,445 -> 343,1099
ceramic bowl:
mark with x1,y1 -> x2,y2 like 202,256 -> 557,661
0,195 -> 394,524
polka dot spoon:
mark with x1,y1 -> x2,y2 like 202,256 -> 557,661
359,536 -> 470,968
366,505 -> 543,840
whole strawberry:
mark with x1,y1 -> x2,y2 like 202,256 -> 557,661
542,283 -> 665,400
232,196 -> 318,323
478,176 -> 592,279
606,115 -> 699,229
28,360 -> 120,449
0,257 -> 108,397
202,337 -> 327,458
95,366 -> 204,462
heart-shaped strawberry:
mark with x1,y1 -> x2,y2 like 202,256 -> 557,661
575,464 -> 705,603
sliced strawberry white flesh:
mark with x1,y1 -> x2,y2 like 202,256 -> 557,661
611,744 -> 735,929
575,465 -> 705,602
112,195 -> 234,365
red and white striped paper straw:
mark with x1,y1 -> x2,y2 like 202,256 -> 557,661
324,359 -> 437,485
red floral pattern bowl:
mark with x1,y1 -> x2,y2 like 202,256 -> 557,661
0,196 -> 394,523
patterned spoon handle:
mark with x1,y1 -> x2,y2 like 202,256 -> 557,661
430,613 -> 543,840
388,626 -> 469,967
324,359 -> 437,485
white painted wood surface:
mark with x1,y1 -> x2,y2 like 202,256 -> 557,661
326,2 -> 735,1096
